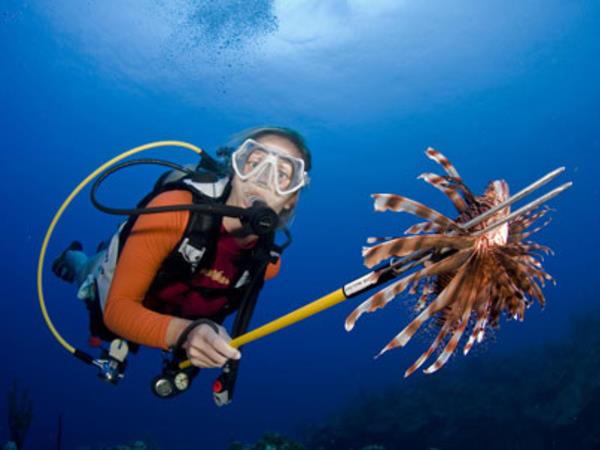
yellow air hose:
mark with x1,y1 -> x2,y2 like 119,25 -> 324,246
36,141 -> 205,358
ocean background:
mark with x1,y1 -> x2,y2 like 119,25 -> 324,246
1,1 -> 598,449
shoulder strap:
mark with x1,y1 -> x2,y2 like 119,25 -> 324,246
212,231 -> 283,406
147,180 -> 232,291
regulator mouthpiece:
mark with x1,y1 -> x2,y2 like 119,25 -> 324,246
246,201 -> 279,236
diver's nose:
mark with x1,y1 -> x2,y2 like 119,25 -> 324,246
253,164 -> 273,188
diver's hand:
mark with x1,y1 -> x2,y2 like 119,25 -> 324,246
182,323 -> 241,369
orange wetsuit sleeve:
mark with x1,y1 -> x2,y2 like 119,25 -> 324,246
103,190 -> 192,350
264,257 -> 281,280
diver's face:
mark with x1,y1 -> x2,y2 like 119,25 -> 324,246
229,134 -> 302,214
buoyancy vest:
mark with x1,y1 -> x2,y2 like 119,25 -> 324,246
90,170 -> 284,341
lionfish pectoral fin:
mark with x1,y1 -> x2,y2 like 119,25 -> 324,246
463,312 -> 488,356
422,256 -> 484,374
362,234 -> 474,268
344,280 -> 402,331
375,259 -> 472,353
404,322 -> 451,377
423,300 -> 475,375
346,249 -> 472,331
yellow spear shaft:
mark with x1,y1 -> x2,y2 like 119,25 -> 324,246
179,288 -> 348,369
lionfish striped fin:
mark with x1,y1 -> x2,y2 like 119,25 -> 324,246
373,257 -> 473,351
494,255 -> 539,313
520,218 -> 552,240
366,236 -> 396,244
517,256 -> 553,285
509,207 -> 551,235
345,249 -> 471,331
408,277 -> 422,295
372,194 -> 462,232
417,172 -> 468,212
425,148 -> 462,179
415,280 -> 435,311
423,306 -> 471,374
510,259 -> 547,306
345,279 -> 413,333
404,322 -> 451,377
495,264 -> 526,310
521,242 -> 554,256
404,221 -> 441,235
463,306 -> 490,356
362,234 -> 475,268
423,260 -> 484,373
522,254 -> 543,269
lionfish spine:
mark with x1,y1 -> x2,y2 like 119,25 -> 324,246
363,234 -> 475,268
509,207 -> 551,235
372,194 -> 462,232
404,322 -> 451,377
404,221 -> 441,235
415,280 -> 435,311
520,218 -> 553,240
367,236 -> 396,244
423,260 -> 482,374
425,147 -> 462,179
521,242 -> 554,256
346,249 -> 471,331
418,172 -> 467,212
463,307 -> 490,356
423,314 -> 470,374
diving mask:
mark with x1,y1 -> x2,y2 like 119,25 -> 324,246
232,139 -> 309,196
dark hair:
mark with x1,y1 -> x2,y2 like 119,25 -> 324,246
218,126 -> 312,173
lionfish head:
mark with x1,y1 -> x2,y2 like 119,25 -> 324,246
480,179 -> 510,247
484,179 -> 510,206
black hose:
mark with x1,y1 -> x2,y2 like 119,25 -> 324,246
90,158 -> 279,236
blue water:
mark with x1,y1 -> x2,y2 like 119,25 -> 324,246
1,1 -> 599,449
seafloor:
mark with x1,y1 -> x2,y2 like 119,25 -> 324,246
4,310 -> 600,450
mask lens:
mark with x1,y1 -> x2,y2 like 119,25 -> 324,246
242,148 -> 268,176
276,158 -> 294,191
232,139 -> 307,195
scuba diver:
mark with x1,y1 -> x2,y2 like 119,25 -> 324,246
50,126 -> 311,402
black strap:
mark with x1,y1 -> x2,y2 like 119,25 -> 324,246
174,318 -> 221,352
147,187 -> 225,293
211,233 -> 275,406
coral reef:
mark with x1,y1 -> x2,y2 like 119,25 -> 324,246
6,381 -> 33,450
307,310 -> 600,450
104,441 -> 149,450
230,432 -> 305,450
75,439 -> 157,450
230,433 -> 389,450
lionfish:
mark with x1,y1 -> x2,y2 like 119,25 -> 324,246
345,148 -> 571,377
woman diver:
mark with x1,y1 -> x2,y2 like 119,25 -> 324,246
51,127 -> 311,376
